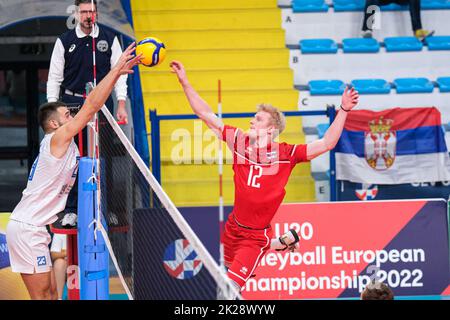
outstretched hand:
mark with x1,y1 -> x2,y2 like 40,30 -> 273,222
170,60 -> 188,85
341,86 -> 359,111
114,42 -> 143,76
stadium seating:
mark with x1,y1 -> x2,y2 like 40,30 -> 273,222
282,5 -> 450,44
342,38 -> 380,53
292,0 -> 329,12
380,3 -> 408,10
333,0 -> 365,12
393,77 -> 435,93
300,39 -> 338,53
421,0 -> 450,9
295,37 -> 450,53
425,36 -> 450,50
308,80 -> 346,95
306,77 -> 447,95
317,123 -> 330,139
351,79 -> 391,94
437,77 -> 450,92
288,0 -> 450,11
279,0 -> 450,192
384,37 -> 423,52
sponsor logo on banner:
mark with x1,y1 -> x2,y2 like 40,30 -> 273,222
355,184 -> 378,200
365,117 -> 396,170
163,239 -> 203,280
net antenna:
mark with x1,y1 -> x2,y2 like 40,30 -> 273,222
218,79 -> 225,273
88,0 -> 102,245
83,0 -> 120,299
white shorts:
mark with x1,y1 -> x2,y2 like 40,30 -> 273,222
6,219 -> 52,274
50,234 -> 67,253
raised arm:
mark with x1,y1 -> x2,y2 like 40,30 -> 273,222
170,60 -> 224,137
51,42 -> 142,157
306,86 -> 359,160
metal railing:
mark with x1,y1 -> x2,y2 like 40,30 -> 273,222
149,106 -> 338,201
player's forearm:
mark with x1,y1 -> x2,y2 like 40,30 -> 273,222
84,68 -> 121,115
181,80 -> 214,119
323,110 -> 348,150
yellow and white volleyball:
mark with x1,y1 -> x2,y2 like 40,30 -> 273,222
136,37 -> 166,67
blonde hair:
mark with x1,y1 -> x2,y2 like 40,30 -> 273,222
257,103 -> 286,136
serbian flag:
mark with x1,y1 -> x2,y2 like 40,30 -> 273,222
335,107 -> 450,184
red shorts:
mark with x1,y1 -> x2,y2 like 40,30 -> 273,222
221,212 -> 273,288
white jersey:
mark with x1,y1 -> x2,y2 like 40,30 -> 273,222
11,133 -> 80,227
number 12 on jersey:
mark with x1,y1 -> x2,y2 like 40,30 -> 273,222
247,165 -> 263,188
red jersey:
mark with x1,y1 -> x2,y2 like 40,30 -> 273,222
221,125 -> 309,229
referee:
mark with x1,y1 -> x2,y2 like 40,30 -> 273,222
47,0 -> 129,141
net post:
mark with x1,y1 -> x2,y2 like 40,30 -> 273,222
327,105 -> 337,201
77,158 -> 110,300
76,115 -> 110,299
150,109 -> 161,183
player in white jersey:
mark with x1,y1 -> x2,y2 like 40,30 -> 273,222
6,43 -> 142,300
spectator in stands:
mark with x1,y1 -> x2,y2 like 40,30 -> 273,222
361,0 -> 433,39
361,280 -> 395,300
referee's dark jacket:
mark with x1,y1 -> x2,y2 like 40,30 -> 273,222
47,23 -> 128,111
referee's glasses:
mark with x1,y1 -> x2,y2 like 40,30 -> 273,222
79,10 -> 96,15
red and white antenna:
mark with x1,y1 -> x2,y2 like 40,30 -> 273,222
218,79 -> 225,271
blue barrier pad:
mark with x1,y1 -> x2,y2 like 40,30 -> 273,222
317,123 -> 330,139
82,182 -> 97,191
333,0 -> 365,11
86,270 -> 107,281
421,0 -> 450,9
342,38 -> 380,53
300,39 -> 338,53
393,77 -> 434,93
351,79 -> 391,94
309,80 -> 346,95
292,0 -> 329,12
436,77 -> 450,92
384,37 -> 423,52
425,36 -> 450,50
84,245 -> 106,254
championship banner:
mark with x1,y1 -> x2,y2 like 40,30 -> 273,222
335,107 -> 450,184
239,200 -> 450,299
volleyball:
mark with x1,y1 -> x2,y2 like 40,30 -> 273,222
136,37 -> 166,67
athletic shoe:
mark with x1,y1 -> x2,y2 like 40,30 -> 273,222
415,29 -> 434,40
361,30 -> 373,38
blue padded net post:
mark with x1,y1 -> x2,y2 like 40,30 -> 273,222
77,157 -> 109,300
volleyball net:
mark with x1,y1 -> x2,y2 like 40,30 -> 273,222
77,106 -> 240,300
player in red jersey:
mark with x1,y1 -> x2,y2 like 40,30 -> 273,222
170,60 -> 359,296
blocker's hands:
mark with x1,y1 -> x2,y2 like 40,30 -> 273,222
341,86 -> 359,111
170,60 -> 189,86
114,42 -> 143,76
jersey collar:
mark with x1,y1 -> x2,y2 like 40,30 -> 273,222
76,23 -> 99,38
